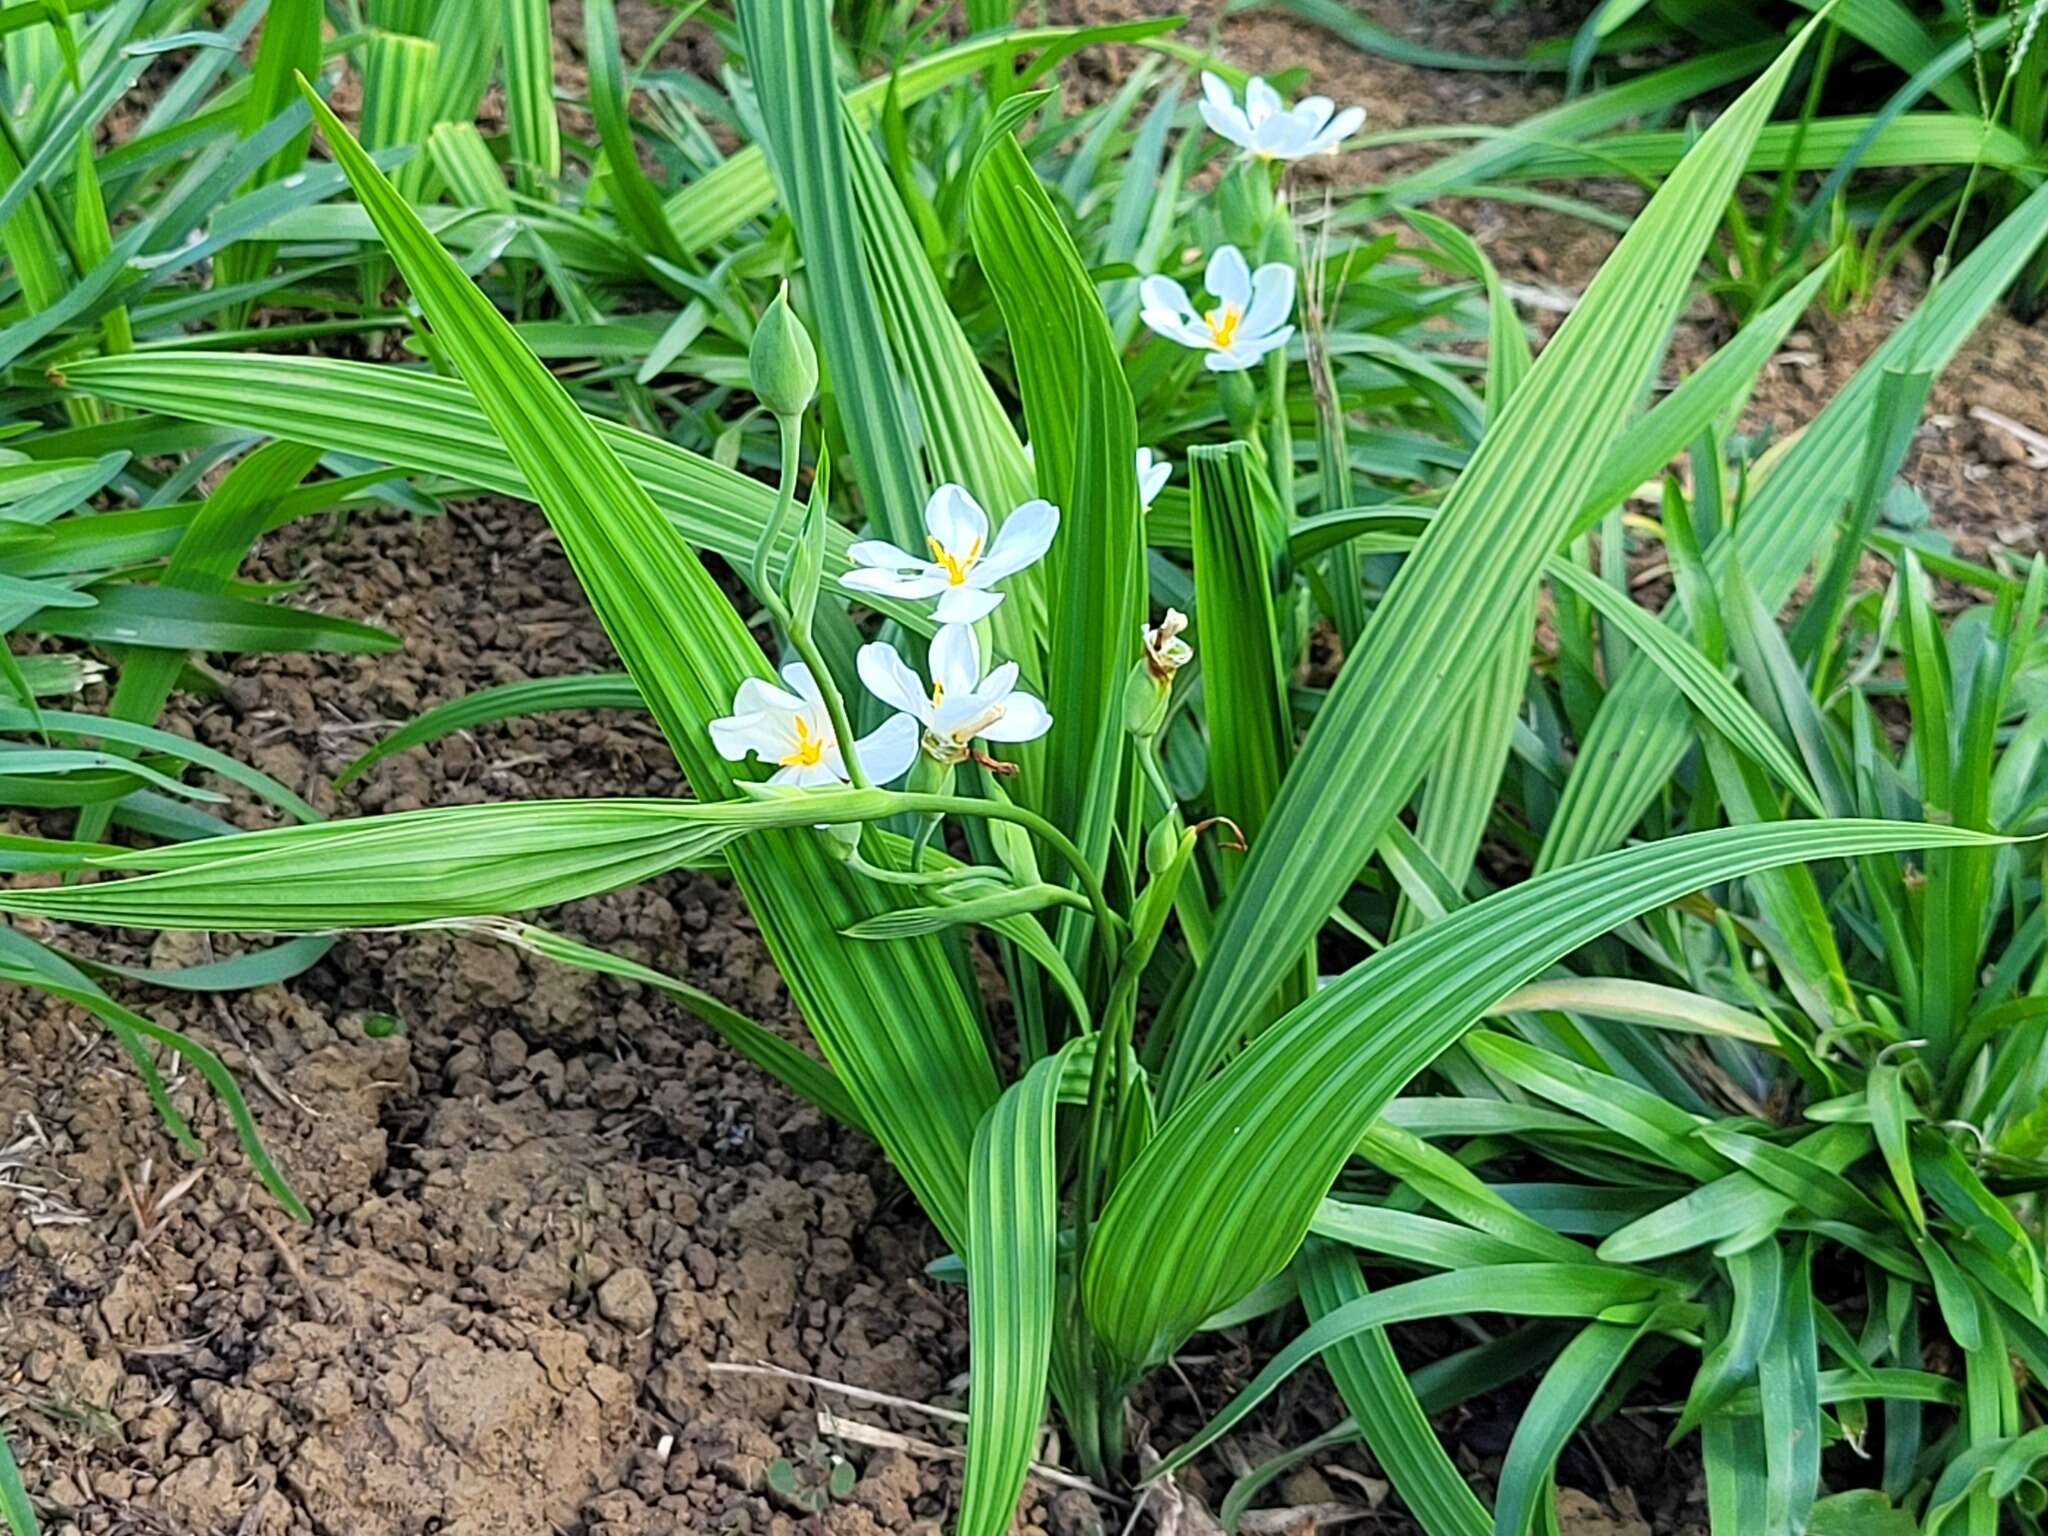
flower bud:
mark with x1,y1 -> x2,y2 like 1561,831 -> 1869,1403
749,285 -> 818,419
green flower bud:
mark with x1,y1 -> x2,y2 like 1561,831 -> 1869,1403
750,285 -> 818,419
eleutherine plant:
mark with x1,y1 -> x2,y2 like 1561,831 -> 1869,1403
8,3 -> 2048,1533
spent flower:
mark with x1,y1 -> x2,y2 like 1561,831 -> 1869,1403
1140,246 -> 1294,372
1199,71 -> 1364,161
710,663 -> 918,787
842,484 -> 1058,624
859,624 -> 1052,767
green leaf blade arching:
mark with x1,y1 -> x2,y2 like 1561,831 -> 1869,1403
1541,176 -> 2048,870
292,81 -> 998,1250
1083,818 -> 2010,1378
969,127 -> 1143,892
958,1038 -> 1083,1536
1159,17 -> 1826,1110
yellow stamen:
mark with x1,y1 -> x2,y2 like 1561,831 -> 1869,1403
778,714 -> 826,768
1204,303 -> 1243,349
926,533 -> 984,585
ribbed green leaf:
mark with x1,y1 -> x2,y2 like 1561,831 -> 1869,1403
1493,1321 -> 1645,1536
498,0 -> 557,191
1544,556 -> 1825,816
1542,177 -> 2048,869
73,440 -> 320,845
1188,443 -> 1291,851
658,22 -> 1174,254
337,673 -> 645,787
959,1037 -> 1085,1536
740,0 -> 923,546
0,1423 -> 36,1536
1154,1265 -> 1666,1476
1160,21 -> 1822,1109
1084,818 -> 2007,1376
1297,1239 -> 1492,1536
293,85 -> 998,1248
57,354 -> 940,641
584,0 -> 687,268
971,128 -> 1142,894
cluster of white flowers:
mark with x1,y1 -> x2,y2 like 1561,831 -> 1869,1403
714,68 -> 1360,785
714,485 -> 1062,786
1140,73 -> 1363,373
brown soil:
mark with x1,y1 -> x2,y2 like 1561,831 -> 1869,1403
9,3 -> 2048,1536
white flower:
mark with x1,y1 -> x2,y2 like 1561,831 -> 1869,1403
1200,72 -> 1363,161
710,663 -> 919,787
1140,246 -> 1294,372
1026,442 -> 1172,511
1136,448 -> 1171,510
841,483 -> 1058,625
858,625 -> 1052,766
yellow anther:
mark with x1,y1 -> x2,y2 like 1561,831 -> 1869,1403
778,714 -> 825,767
1203,303 -> 1243,349
926,534 -> 984,585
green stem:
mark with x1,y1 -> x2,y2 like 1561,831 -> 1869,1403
887,791 -> 1123,951
749,411 -> 802,611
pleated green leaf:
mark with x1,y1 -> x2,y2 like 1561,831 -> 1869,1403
658,22 -> 1174,254
1493,1322 -> 1646,1536
1297,1238 -> 1494,1536
1084,817 -> 2008,1376
1153,1265 -> 1668,1476
337,673 -> 645,787
293,82 -> 998,1249
959,1036 -> 1085,1536
1542,176 -> 2048,869
1543,556 -> 1825,816
498,0 -> 557,191
0,1424 -> 36,1536
57,354 -> 940,639
739,0 -> 923,546
971,128 -> 1142,887
1159,18 -> 1824,1109
1188,443 -> 1292,849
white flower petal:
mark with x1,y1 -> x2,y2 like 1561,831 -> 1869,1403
934,585 -> 1004,624
975,498 -> 1059,582
1243,263 -> 1297,337
1137,449 -> 1172,510
1200,70 -> 1235,110
1306,105 -> 1365,154
1199,99 -> 1255,151
976,659 -> 1021,703
1295,96 -> 1335,130
709,710 -> 792,763
1253,114 -> 1313,158
1142,309 -> 1216,350
773,758 -> 845,788
979,691 -> 1052,743
841,566 -> 951,600
1246,77 -> 1282,126
782,662 -> 823,707
731,676 -> 807,716
854,713 -> 921,786
1205,245 -> 1252,315
1208,324 -> 1294,371
1138,274 -> 1195,322
923,483 -> 989,560
847,537 -> 927,572
858,642 -> 932,722
930,623 -> 982,701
